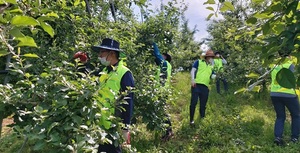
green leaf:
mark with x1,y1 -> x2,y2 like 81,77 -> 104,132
206,6 -> 214,11
46,12 -> 59,18
5,0 -> 17,4
37,16 -> 55,22
253,13 -> 272,19
245,73 -> 259,79
9,28 -> 25,38
16,36 -> 37,47
11,16 -> 40,26
33,141 -> 46,151
220,1 -> 234,12
40,21 -> 54,37
252,0 -> 265,3
273,23 -> 285,34
0,50 -> 9,57
22,53 -> 39,58
9,8 -> 23,13
246,17 -> 257,24
262,22 -> 271,35
206,13 -> 214,20
234,87 -> 246,94
203,0 -> 215,5
276,68 -> 296,89
74,0 -> 80,6
72,115 -> 82,125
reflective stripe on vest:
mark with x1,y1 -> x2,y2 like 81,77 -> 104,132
270,63 -> 296,95
195,60 -> 212,87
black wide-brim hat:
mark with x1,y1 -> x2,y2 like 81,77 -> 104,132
91,38 -> 122,52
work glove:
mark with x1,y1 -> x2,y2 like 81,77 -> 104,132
73,51 -> 88,63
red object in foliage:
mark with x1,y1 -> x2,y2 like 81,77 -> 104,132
74,51 -> 88,63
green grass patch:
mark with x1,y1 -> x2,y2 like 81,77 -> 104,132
1,72 -> 299,152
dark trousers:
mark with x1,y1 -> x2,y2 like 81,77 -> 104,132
98,143 -> 121,153
216,77 -> 228,94
271,96 -> 300,139
190,84 -> 209,122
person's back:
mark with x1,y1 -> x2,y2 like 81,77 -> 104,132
270,57 -> 299,146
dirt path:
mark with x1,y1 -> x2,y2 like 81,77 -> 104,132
1,117 -> 14,136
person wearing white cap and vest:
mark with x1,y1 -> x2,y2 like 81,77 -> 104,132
190,50 -> 215,125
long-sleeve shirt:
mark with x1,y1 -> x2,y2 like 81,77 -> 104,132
153,43 -> 168,80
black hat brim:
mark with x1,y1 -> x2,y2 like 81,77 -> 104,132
91,45 -> 122,52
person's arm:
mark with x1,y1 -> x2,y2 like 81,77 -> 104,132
289,64 -> 295,72
119,71 -> 135,125
153,42 -> 165,66
119,71 -> 134,145
191,61 -> 198,87
221,56 -> 227,64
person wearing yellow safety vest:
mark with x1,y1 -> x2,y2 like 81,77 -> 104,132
190,50 -> 216,126
152,42 -> 174,141
91,38 -> 135,153
213,51 -> 228,94
270,57 -> 300,146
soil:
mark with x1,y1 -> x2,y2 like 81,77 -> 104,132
1,117 -> 14,136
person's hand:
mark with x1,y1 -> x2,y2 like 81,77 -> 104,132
74,51 -> 88,63
122,129 -> 130,145
191,79 -> 196,87
211,74 -> 216,79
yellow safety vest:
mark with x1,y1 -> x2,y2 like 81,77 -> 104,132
99,60 -> 130,111
195,60 -> 213,87
270,63 -> 296,95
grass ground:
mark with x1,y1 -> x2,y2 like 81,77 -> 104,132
1,71 -> 299,153
131,72 -> 299,153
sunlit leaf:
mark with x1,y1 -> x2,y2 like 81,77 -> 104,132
40,21 -> 55,37
74,0 -> 80,6
253,13 -> 273,19
206,6 -> 214,11
46,12 -> 59,18
206,13 -> 214,20
276,68 -> 295,89
220,1 -> 234,12
5,0 -> 17,4
9,8 -> 23,13
16,36 -> 37,47
245,73 -> 259,78
11,16 -> 40,26
23,53 -> 39,58
203,0 -> 215,5
234,87 -> 246,94
252,0 -> 265,3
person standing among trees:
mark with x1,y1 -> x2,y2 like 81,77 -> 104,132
75,38 -> 134,153
190,50 -> 215,125
270,56 -> 300,146
213,51 -> 228,94
151,41 -> 174,141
